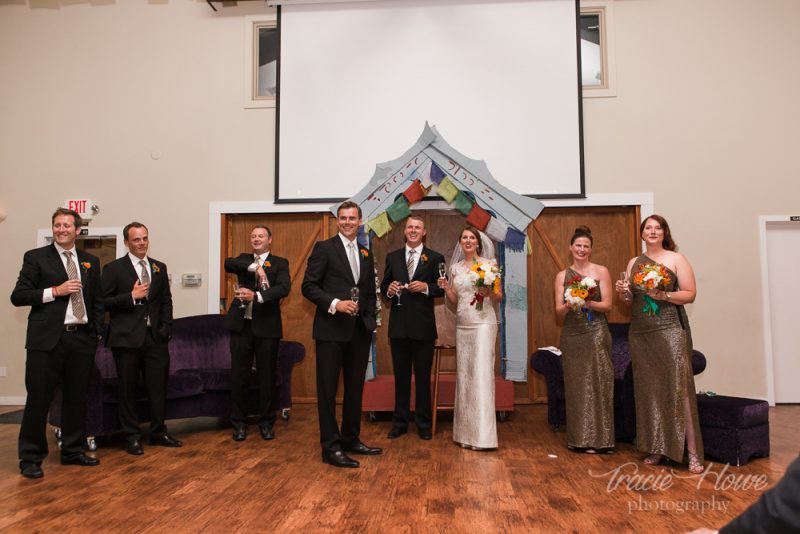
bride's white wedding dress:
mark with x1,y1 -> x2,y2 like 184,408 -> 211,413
451,261 -> 498,449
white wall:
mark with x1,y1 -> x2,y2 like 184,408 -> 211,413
2,0 -> 799,400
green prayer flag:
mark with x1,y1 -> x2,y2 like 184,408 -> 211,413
386,196 -> 412,223
453,190 -> 475,215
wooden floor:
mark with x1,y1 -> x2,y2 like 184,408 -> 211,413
0,403 -> 797,533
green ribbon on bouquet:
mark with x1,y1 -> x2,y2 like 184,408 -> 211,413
642,294 -> 660,316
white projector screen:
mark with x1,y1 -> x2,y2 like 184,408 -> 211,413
277,0 -> 584,202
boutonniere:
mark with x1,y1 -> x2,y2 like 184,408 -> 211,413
151,263 -> 161,274
360,249 -> 369,258
263,260 -> 271,269
80,262 -> 91,271
420,253 -> 429,264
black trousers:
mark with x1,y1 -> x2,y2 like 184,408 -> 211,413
112,329 -> 169,442
390,338 -> 435,432
229,323 -> 279,430
19,328 -> 95,464
315,322 -> 371,452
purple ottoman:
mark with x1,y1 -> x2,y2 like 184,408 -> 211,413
696,394 -> 770,466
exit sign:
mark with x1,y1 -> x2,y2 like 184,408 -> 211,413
63,198 -> 93,218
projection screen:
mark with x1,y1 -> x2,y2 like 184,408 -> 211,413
277,0 -> 584,202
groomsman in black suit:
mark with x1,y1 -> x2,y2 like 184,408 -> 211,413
301,201 -> 380,468
11,208 -> 104,478
224,225 -> 290,442
380,215 -> 445,440
101,222 -> 181,455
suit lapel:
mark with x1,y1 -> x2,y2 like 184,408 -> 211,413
47,244 -> 69,281
146,257 -> 161,293
334,236 -> 359,285
406,247 -> 425,282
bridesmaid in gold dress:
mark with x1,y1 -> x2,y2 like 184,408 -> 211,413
554,226 -> 614,453
615,215 -> 704,473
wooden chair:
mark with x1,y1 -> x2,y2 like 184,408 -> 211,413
431,344 -> 456,435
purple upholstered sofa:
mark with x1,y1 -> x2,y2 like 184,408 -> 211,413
530,322 -> 707,442
48,314 -> 305,438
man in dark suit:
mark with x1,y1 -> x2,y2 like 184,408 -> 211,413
301,201 -> 380,468
11,208 -> 104,478
224,225 -> 291,442
380,215 -> 445,441
688,455 -> 800,534
101,222 -> 181,455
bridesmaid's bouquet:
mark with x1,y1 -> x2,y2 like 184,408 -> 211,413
564,275 -> 597,319
632,263 -> 672,315
468,260 -> 502,311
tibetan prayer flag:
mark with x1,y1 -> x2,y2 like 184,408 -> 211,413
453,190 -> 475,216
403,179 -> 426,204
386,195 -> 412,223
485,217 -> 509,242
466,203 -> 491,230
505,227 -> 526,252
430,161 -> 446,185
367,211 -> 392,238
436,177 -> 459,203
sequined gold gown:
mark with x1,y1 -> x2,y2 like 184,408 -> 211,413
451,262 -> 498,449
560,268 -> 614,449
629,255 -> 703,463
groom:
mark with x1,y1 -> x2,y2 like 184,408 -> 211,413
380,215 -> 445,440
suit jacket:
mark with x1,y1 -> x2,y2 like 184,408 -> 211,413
720,455 -> 800,534
380,246 -> 445,340
301,236 -> 377,342
102,255 -> 173,347
223,253 -> 290,338
10,244 -> 104,351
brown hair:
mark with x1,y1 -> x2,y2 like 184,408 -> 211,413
640,214 -> 677,251
51,208 -> 82,229
570,225 -> 593,246
252,225 -> 272,237
337,200 -> 362,219
461,226 -> 483,256
123,222 -> 148,241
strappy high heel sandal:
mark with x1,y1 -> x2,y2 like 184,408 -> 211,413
643,454 -> 664,465
688,453 -> 705,474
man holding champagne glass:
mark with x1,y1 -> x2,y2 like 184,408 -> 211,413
380,215 -> 445,441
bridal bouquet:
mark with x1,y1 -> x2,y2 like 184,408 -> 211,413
564,275 -> 598,319
632,262 -> 672,315
468,260 -> 502,311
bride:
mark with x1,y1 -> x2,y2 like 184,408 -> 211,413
437,226 -> 502,450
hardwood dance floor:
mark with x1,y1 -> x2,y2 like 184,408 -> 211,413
0,403 -> 797,533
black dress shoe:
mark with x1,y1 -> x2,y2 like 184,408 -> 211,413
418,430 -> 433,440
125,440 -> 144,455
61,453 -> 100,467
232,427 -> 247,442
259,426 -> 275,441
149,434 -> 183,447
387,427 -> 407,439
343,441 -> 382,455
20,462 -> 43,479
322,450 -> 359,468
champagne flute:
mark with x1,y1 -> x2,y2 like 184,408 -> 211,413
350,287 -> 359,316
233,283 -> 247,308
134,278 -> 145,306
619,271 -> 631,302
438,262 -> 447,279
394,281 -> 404,306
